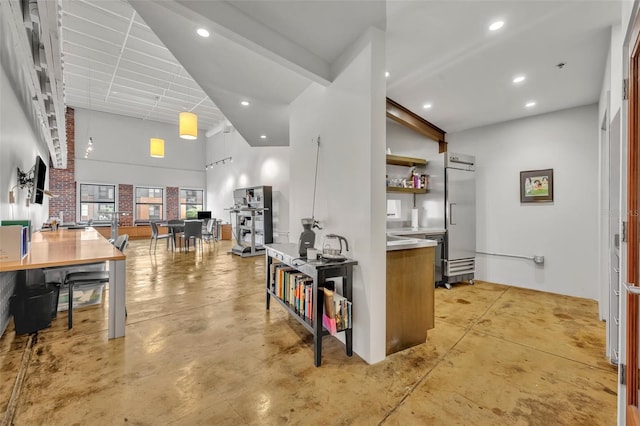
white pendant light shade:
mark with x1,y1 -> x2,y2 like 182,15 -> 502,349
179,112 -> 198,140
150,138 -> 165,158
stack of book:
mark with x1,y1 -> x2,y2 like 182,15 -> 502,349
271,263 -> 314,321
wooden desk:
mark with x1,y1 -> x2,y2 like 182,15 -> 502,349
0,227 -> 127,339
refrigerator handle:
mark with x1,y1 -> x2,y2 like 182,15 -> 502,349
449,203 -> 456,225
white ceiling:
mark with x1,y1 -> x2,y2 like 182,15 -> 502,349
58,0 -> 621,146
60,0 -> 226,132
386,1 -> 621,133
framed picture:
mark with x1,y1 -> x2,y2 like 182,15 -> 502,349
520,169 -> 553,203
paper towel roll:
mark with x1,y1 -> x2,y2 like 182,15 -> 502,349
411,208 -> 419,229
419,208 -> 429,227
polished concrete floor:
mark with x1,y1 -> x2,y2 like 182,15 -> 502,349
0,239 -> 617,425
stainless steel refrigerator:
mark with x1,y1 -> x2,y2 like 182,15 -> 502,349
443,152 -> 476,289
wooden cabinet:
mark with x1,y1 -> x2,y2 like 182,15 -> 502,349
220,224 -> 232,240
386,154 -> 429,194
386,246 -> 435,355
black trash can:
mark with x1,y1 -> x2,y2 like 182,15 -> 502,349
11,286 -> 55,335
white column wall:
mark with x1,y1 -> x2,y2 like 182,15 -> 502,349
0,62 -> 51,227
289,28 -> 387,364
74,108 -> 206,188
448,104 -> 599,300
205,129 -> 290,241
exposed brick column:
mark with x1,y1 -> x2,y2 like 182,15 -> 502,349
166,187 -> 179,220
118,184 -> 133,226
49,107 -> 76,223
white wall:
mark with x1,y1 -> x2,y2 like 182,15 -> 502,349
448,104 -> 599,300
205,129 -> 290,241
386,119 -> 445,229
289,28 -> 387,364
0,62 -> 51,227
74,108 -> 206,188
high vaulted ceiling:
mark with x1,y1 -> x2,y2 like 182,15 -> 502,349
57,0 -> 621,149
61,0 -> 226,132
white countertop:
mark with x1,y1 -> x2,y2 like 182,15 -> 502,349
386,235 -> 438,251
386,227 -> 446,235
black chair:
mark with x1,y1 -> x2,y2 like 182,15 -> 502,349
180,221 -> 203,252
64,234 -> 129,329
167,219 -> 184,251
149,221 -> 171,253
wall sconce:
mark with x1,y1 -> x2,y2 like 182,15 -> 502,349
205,156 -> 233,169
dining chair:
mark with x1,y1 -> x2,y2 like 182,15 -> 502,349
167,219 -> 184,251
180,220 -> 203,253
202,218 -> 217,244
149,221 -> 171,253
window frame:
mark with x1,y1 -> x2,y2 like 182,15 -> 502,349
134,186 -> 165,223
77,183 -> 117,223
179,187 -> 205,220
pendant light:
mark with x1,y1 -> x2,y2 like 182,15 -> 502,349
150,138 -> 165,158
179,112 -> 197,140
179,68 -> 198,140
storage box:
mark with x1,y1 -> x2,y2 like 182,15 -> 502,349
57,283 -> 105,312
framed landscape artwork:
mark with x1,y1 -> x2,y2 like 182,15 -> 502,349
520,169 -> 554,203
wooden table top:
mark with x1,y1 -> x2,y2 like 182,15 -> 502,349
0,227 -> 125,272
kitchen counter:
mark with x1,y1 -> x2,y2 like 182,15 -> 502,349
386,227 -> 446,235
386,234 -> 437,251
386,241 -> 435,355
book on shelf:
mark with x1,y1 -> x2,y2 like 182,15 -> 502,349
322,287 -> 352,335
271,263 -> 314,321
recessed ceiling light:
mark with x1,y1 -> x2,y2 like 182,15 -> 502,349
240,100 -> 250,107
385,71 -> 390,78
260,135 -> 267,139
423,103 -> 432,109
489,21 -> 504,31
525,101 -> 536,108
512,75 -> 525,84
197,28 -> 210,38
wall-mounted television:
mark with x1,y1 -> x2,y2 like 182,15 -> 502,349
197,211 -> 212,220
31,155 -> 47,204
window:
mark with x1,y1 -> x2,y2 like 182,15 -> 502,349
180,189 -> 204,219
135,187 -> 164,222
79,184 -> 116,222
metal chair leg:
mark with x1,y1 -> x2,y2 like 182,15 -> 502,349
68,283 -> 73,329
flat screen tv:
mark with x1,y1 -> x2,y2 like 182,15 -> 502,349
197,211 -> 211,220
31,155 -> 47,204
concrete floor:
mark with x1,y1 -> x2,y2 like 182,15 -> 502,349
0,239 -> 617,425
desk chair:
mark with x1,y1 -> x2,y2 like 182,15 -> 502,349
64,234 -> 129,329
149,221 -> 171,253
180,221 -> 203,252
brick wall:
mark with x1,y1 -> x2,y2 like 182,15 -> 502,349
118,184 -> 133,226
49,107 -> 76,223
166,187 -> 179,220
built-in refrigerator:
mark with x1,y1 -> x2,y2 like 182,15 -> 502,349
443,152 -> 476,289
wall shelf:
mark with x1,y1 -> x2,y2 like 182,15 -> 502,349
386,154 -> 427,167
387,187 -> 428,194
